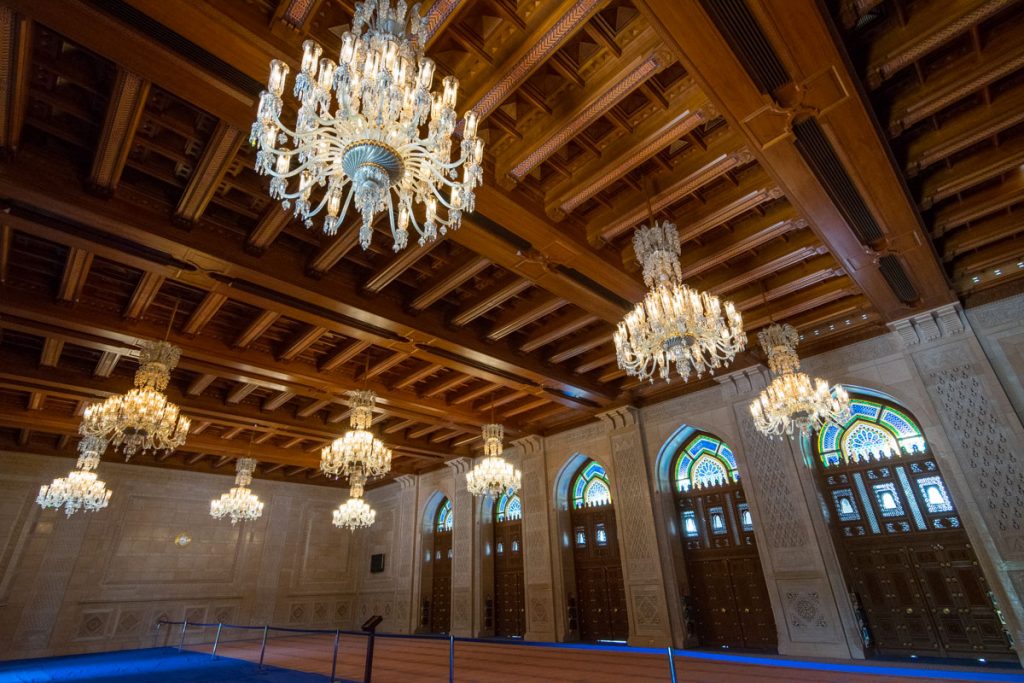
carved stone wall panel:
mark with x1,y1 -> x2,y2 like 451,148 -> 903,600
776,578 -> 840,644
610,432 -> 657,580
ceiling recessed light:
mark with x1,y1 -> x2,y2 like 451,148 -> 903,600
844,319 -> 851,325
972,275 -> 981,283
813,330 -> 820,336
861,313 -> 868,320
994,269 -> 1002,276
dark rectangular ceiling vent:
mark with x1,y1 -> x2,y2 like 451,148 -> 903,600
413,344 -> 539,387
700,0 -> 790,94
554,265 -> 633,310
878,255 -> 920,304
792,118 -> 885,245
90,0 -> 264,96
471,212 -> 532,253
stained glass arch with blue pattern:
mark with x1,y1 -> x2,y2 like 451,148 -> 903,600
436,498 -> 453,532
496,491 -> 522,522
816,394 -> 927,468
672,432 -> 739,492
571,460 -> 612,509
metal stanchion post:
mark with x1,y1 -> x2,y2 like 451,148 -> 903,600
667,646 -> 678,683
212,623 -> 223,657
258,625 -> 269,670
330,629 -> 340,683
178,620 -> 188,652
448,635 -> 454,683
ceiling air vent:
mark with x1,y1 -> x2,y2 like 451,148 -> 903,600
413,344 -> 539,387
700,0 -> 790,94
878,255 -> 920,304
553,265 -> 633,310
792,118 -> 885,245
90,0 -> 264,95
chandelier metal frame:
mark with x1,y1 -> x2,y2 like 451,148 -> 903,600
750,323 -> 851,437
320,390 -> 393,484
80,340 -> 191,459
251,0 -> 484,252
36,435 -> 112,517
614,220 -> 745,383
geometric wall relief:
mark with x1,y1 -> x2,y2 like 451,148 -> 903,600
453,587 -> 471,629
183,605 -> 207,625
296,503 -> 352,586
104,495 -> 242,586
288,602 -> 307,624
114,609 -> 144,636
631,585 -> 665,635
736,412 -> 810,552
527,585 -> 551,626
75,609 -> 112,641
0,482 -> 36,604
610,432 -> 657,580
924,357 -> 1024,558
778,579 -> 834,644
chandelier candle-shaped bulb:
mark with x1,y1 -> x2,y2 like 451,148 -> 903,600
615,221 -> 745,383
80,340 -> 191,459
320,390 -> 393,482
251,0 -> 484,253
332,496 -> 377,530
750,323 -> 851,437
36,436 -> 112,517
466,423 -> 522,498
210,457 -> 265,524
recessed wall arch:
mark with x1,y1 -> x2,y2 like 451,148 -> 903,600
418,491 -> 452,634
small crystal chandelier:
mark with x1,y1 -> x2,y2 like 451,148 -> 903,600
615,220 -> 745,383
321,390 -> 392,483
251,0 -> 484,252
750,323 -> 851,437
81,340 -> 191,459
210,455 -> 265,525
466,423 -> 521,498
36,435 -> 112,517
332,471 -> 377,530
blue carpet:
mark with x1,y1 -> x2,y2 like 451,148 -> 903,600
0,647 -> 345,682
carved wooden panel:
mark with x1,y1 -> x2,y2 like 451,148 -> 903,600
430,527 -> 452,634
570,504 -> 628,641
494,518 -> 525,638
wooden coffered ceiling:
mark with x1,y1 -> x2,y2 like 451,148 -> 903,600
1,0 -> 1002,488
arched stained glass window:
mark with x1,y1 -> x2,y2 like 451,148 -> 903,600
673,433 -> 738,491
571,460 -> 612,509
817,397 -> 927,467
436,498 -> 453,532
496,491 -> 522,522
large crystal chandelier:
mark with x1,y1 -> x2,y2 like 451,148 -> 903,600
251,0 -> 484,252
36,435 -> 112,517
210,457 -> 265,524
332,471 -> 377,530
81,340 -> 191,459
321,390 -> 392,483
750,323 -> 851,437
466,423 -> 521,498
614,220 -> 745,383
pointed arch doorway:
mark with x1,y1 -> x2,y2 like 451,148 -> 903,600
426,497 -> 453,634
813,391 -> 1014,661
493,491 -> 525,637
670,431 -> 776,650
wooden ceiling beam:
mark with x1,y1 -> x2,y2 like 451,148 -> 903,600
174,121 -> 243,224
226,381 -> 260,404
864,0 -> 1009,89
639,0 -> 952,320
39,337 -> 63,368
743,277 -> 861,330
234,310 -> 280,349
220,426 -> 244,440
451,278 -> 532,326
359,350 -> 411,381
0,8 -> 32,155
88,68 -> 150,194
278,325 -> 326,361
363,240 -> 438,294
181,291 -> 228,336
262,390 -> 295,412
450,381 -> 502,406
430,428 -> 465,444
0,223 -> 10,285
93,350 -> 122,379
410,255 -> 491,311
521,311 -> 599,353
384,418 -> 417,435
549,331 -> 610,364
246,206 -> 293,255
574,351 -> 615,374
701,230 -> 829,295
186,373 -> 217,397
318,339 -> 371,372
589,133 -> 749,244
943,210 -> 1024,261
731,254 -> 844,311
123,271 -> 165,321
477,389 -> 529,412
296,397 -> 333,418
57,248 -> 94,305
393,362 -> 445,391
420,371 -> 471,398
409,423 -> 443,440
932,170 -> 1024,237
681,204 -> 803,280
499,27 -> 667,185
543,83 -> 713,219
486,293 -> 566,341
503,397 -> 550,418
919,134 -> 1024,210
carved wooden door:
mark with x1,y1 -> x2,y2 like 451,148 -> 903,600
571,504 -> 629,641
494,517 -> 525,637
677,486 -> 777,650
431,526 -> 452,633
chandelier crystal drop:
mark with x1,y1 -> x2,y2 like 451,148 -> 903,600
332,471 -> 376,530
614,220 -> 745,383
80,341 -> 191,459
251,0 -> 484,252
466,423 -> 521,498
750,323 -> 851,437
320,390 -> 393,482
210,457 -> 265,524
36,436 -> 112,517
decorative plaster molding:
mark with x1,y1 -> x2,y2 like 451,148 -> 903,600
444,456 -> 474,475
597,405 -> 639,431
887,303 -> 965,347
714,365 -> 770,397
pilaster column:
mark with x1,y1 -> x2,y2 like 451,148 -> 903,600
722,367 -> 864,659
392,475 -> 419,633
598,407 -> 673,646
891,305 -> 1024,659
445,457 -> 475,636
513,435 -> 557,641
